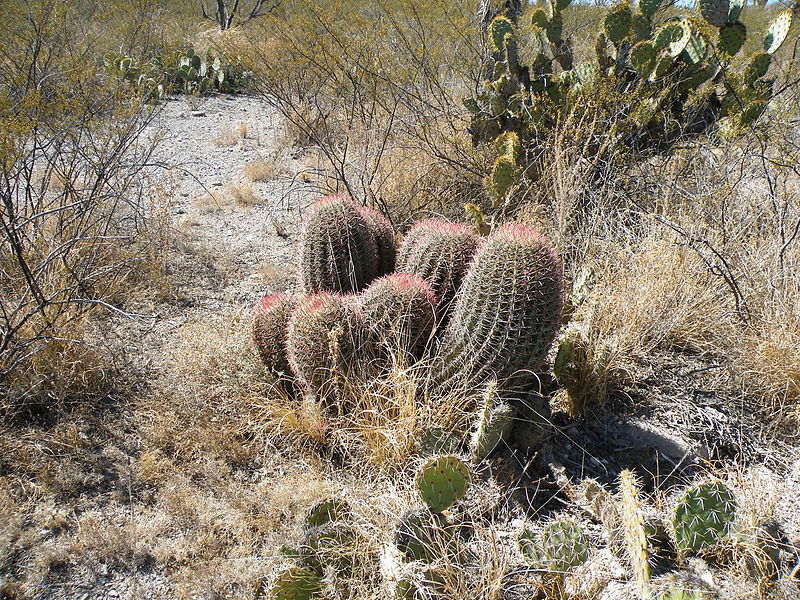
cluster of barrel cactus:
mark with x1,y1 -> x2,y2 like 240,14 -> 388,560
107,47 -> 245,99
252,194 -> 564,409
465,0 -> 794,201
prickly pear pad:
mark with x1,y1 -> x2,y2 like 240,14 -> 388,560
673,481 -> 736,556
416,455 -> 470,513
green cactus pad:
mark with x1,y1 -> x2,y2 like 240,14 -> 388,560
541,520 -> 590,572
639,0 -> 662,19
718,22 -> 746,56
632,14 -> 652,41
604,2 -> 633,44
654,22 -> 690,57
530,8 -> 549,29
547,13 -> 564,43
630,41 -> 657,78
490,154 -> 518,202
504,33 -> 522,77
495,131 -> 522,162
469,380 -> 515,461
683,35 -> 708,64
673,481 -> 737,557
661,589 -> 704,600
699,0 -> 729,28
305,498 -> 350,529
727,0 -> 744,23
417,427 -> 462,457
651,54 -> 675,80
739,100 -> 767,127
416,455 -> 470,513
555,0 -> 572,11
395,509 -> 440,562
763,10 -> 792,55
490,15 -> 514,52
253,294 -> 297,375
744,52 -> 771,86
268,567 -> 322,600
518,529 -> 547,569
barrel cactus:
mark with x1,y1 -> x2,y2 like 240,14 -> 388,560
286,293 -> 367,398
432,224 -> 564,394
359,273 -> 437,359
358,205 -> 396,277
396,219 -> 480,314
252,294 -> 297,375
300,194 -> 378,294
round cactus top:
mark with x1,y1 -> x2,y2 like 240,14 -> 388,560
253,293 -> 293,315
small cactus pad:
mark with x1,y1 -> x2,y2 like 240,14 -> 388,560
359,273 -> 437,358
673,481 -> 737,557
490,15 -> 514,52
739,100 -> 768,127
639,0 -> 662,19
395,509 -> 439,562
654,22 -> 689,57
604,2 -> 633,44
764,10 -> 792,55
252,294 -> 297,375
541,520 -> 590,572
268,567 -> 322,600
300,194 -> 377,294
632,14 -> 652,41
619,470 -> 650,599
305,498 -> 350,529
490,154 -> 518,202
630,42 -> 657,78
718,22 -> 746,56
727,0 -> 744,23
531,8 -> 549,29
495,131 -> 522,163
358,205 -> 396,277
699,0 -> 729,28
744,52 -> 771,86
683,35 -> 708,64
416,455 -> 470,513
547,12 -> 564,43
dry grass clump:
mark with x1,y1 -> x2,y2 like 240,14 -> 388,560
244,158 -> 278,182
193,182 -> 260,212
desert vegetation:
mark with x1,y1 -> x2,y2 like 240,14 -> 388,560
1,0 -> 800,599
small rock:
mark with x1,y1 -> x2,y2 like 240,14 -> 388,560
180,191 -> 189,197
191,110 -> 206,117
108,589 -> 119,598
211,181 -> 223,187
175,208 -> 186,215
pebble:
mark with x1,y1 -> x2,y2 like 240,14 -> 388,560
211,181 -> 223,187
191,110 -> 206,117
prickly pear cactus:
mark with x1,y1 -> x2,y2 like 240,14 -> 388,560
359,273 -> 437,359
305,498 -> 350,529
395,509 -> 440,562
268,566 -> 322,600
520,520 -> 590,572
416,455 -> 470,513
300,194 -> 378,294
432,224 -> 564,394
252,294 -> 297,375
764,10 -> 792,55
672,481 -> 736,557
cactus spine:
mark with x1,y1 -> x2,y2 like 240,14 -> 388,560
619,470 -> 652,600
300,194 -> 378,294
433,224 -> 564,394
252,294 -> 297,375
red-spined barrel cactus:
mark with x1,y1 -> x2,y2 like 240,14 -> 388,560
358,205 -> 396,277
301,194 -> 378,294
432,224 -> 564,393
287,293 -> 367,397
252,294 -> 297,375
396,219 -> 480,314
359,273 -> 437,359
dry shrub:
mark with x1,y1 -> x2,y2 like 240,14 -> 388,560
193,182 -> 260,212
244,158 -> 277,182
212,128 -> 240,147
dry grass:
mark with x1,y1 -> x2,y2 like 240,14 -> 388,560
244,158 -> 278,182
193,182 -> 261,212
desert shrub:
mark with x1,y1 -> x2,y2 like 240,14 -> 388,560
0,0 -> 167,417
